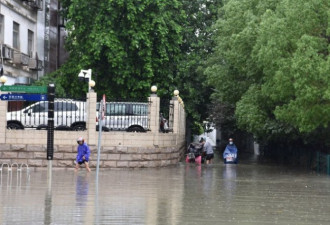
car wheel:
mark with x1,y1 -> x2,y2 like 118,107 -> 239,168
127,126 -> 145,132
55,125 -> 71,131
36,124 -> 48,130
96,126 -> 110,132
7,123 -> 23,130
72,124 -> 86,131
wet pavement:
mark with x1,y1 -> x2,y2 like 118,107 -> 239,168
1,154 -> 330,225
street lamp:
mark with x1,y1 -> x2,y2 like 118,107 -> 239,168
0,64 -> 6,86
151,85 -> 157,96
78,69 -> 95,92
89,80 -> 96,91
0,75 -> 7,85
173,89 -> 179,100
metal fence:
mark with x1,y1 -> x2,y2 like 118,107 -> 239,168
7,97 -> 86,130
96,101 -> 150,132
159,98 -> 173,133
6,96 -> 164,132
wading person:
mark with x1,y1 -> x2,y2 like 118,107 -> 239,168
75,137 -> 91,172
202,138 -> 214,164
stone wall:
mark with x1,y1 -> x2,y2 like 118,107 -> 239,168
0,137 -> 186,168
0,90 -> 187,168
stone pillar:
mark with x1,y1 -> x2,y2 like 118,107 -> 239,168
172,97 -> 179,134
148,94 -> 160,133
180,106 -> 186,136
0,94 -> 7,143
87,91 -> 97,145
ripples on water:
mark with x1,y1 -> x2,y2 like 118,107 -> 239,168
1,156 -> 330,225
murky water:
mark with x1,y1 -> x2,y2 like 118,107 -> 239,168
1,156 -> 330,225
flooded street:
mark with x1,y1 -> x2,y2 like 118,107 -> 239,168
1,155 -> 330,225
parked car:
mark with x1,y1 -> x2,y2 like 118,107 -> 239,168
7,100 -> 86,130
96,102 -> 149,132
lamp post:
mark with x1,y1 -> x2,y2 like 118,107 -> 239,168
78,69 -> 95,92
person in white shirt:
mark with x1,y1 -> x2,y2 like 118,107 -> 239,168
201,138 -> 214,164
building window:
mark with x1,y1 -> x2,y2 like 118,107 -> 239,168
28,30 -> 34,56
13,22 -> 20,49
0,15 -> 4,44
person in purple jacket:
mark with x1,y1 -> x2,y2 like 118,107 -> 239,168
75,137 -> 91,172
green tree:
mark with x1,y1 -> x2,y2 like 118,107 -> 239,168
254,0 -> 330,133
206,0 -> 330,149
36,0 -> 225,139
33,71 -> 66,96
58,0 -> 185,99
206,0 -> 276,139
178,0 -> 223,135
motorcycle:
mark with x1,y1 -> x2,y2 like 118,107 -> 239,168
224,153 -> 238,164
185,143 -> 204,164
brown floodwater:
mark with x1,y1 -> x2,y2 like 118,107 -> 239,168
0,155 -> 329,225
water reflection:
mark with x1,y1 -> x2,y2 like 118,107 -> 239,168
74,173 -> 91,224
202,166 -> 216,195
0,162 -> 330,224
222,164 -> 237,201
44,186 -> 52,225
76,173 -> 90,207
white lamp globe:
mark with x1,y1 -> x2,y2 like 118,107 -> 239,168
0,75 -> 7,84
151,85 -> 157,93
89,80 -> 96,88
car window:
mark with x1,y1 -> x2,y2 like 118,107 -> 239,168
31,102 -> 48,113
109,103 -> 125,115
132,104 -> 147,115
55,102 -> 78,111
67,103 -> 79,111
97,102 -> 148,116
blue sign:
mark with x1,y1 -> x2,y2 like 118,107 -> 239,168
0,94 -> 48,101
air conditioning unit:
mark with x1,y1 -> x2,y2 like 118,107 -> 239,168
28,0 -> 43,10
28,58 -> 43,71
28,58 -> 37,70
13,51 -> 21,64
21,54 -> 29,65
1,45 -> 14,60
13,52 -> 29,65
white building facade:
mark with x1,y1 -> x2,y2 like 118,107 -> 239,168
0,0 -> 44,85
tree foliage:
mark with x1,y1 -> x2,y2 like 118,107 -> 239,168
206,0 -> 330,148
178,0 -> 223,134
33,0 -> 224,138
58,0 -> 186,99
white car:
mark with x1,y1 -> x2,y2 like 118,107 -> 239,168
96,102 -> 149,132
7,100 -> 86,130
